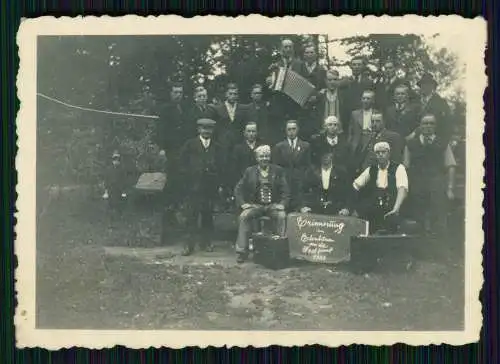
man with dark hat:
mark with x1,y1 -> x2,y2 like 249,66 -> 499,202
177,118 -> 224,255
417,72 -> 453,142
352,141 -> 409,234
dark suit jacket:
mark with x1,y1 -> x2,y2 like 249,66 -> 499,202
234,164 -> 290,208
179,137 -> 225,194
343,75 -> 375,116
308,89 -> 349,136
154,101 -> 188,153
419,93 -> 453,142
302,164 -> 352,213
231,141 -> 263,187
272,139 -> 312,185
348,109 -> 377,153
297,62 -> 327,90
358,129 -> 405,171
310,134 -> 351,169
210,102 -> 249,147
244,102 -> 271,143
385,103 -> 420,138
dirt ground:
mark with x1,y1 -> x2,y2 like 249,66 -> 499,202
35,192 -> 465,331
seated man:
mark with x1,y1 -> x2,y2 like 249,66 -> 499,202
234,145 -> 290,263
300,152 -> 351,216
353,141 -> 409,234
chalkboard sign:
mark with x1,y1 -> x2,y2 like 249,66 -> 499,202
286,213 -> 369,264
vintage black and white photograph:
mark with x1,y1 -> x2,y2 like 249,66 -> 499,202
16,15 -> 485,348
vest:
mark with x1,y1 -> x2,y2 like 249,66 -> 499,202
257,171 -> 273,205
406,137 -> 447,180
365,162 -> 398,209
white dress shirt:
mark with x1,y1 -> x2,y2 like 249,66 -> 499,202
305,62 -> 317,74
362,109 -> 373,130
288,138 -> 297,150
199,135 -> 211,149
225,101 -> 237,122
321,167 -> 332,190
326,135 -> 338,146
353,163 -> 409,191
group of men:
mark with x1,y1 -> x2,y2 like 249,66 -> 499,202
152,39 -> 459,262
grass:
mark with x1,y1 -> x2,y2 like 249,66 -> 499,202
35,190 -> 465,331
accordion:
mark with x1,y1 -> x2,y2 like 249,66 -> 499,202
273,67 -> 316,107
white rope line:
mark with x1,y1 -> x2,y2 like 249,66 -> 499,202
37,92 -> 160,119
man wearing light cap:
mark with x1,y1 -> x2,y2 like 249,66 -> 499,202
175,118 -> 224,255
352,141 -> 409,233
234,144 -> 290,263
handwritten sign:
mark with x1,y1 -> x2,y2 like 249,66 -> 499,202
286,213 -> 369,264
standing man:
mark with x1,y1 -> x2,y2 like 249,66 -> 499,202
356,112 -> 405,172
299,44 -> 327,90
178,118 -> 224,255
353,142 -> 409,234
234,145 -> 290,263
375,59 -> 403,110
403,113 -> 457,237
154,81 -> 187,160
155,81 -> 188,243
308,70 -> 348,138
310,115 -> 351,170
418,73 -> 453,142
211,83 -> 248,152
245,84 -> 272,144
231,122 -> 263,188
348,89 -> 378,158
272,120 -> 312,211
266,39 -> 304,140
188,86 -> 213,136
343,56 -> 374,117
385,84 -> 420,139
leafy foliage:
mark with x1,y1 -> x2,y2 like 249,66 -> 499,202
37,34 -> 464,187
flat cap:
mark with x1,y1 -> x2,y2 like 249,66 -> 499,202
197,118 -> 216,127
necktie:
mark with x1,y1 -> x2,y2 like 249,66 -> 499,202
424,136 -> 432,145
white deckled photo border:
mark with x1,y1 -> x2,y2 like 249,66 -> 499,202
15,14 -> 486,349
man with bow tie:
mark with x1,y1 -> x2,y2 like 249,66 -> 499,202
385,84 -> 420,139
177,118 -> 225,255
234,145 -> 290,263
353,141 -> 409,234
272,120 -> 312,211
355,112 -> 404,173
310,115 -> 351,170
231,122 -> 263,188
403,113 -> 457,237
